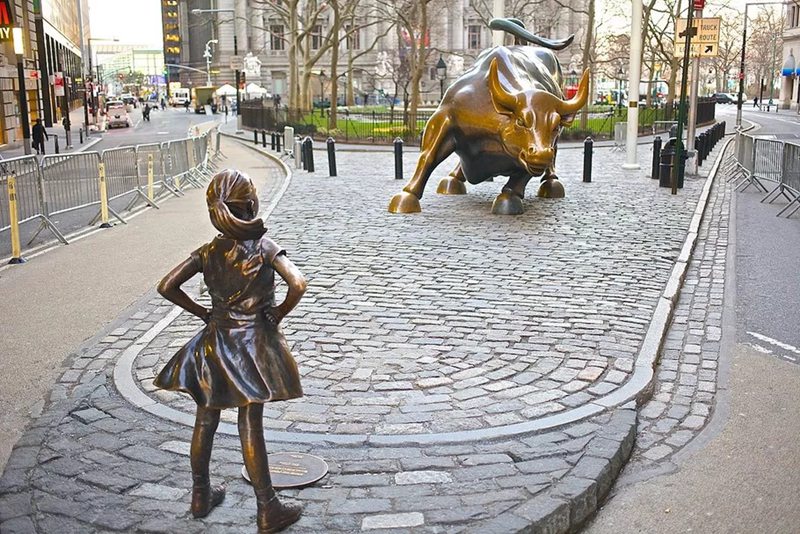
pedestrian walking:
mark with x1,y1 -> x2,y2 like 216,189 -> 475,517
753,96 -> 759,109
184,99 -> 191,113
153,170 -> 306,534
31,118 -> 48,155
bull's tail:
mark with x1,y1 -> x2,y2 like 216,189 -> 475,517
489,18 -> 574,50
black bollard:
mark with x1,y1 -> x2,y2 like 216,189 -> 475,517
262,130 -> 267,148
583,137 -> 593,183
301,139 -> 307,170
394,137 -> 403,180
254,130 -> 258,145
304,137 -> 315,173
276,133 -> 282,153
54,135 -> 59,154
271,132 -> 276,151
79,128 -> 83,144
651,136 -> 662,179
327,137 -> 337,177
696,136 -> 703,167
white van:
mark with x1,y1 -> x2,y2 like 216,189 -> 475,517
171,88 -> 190,106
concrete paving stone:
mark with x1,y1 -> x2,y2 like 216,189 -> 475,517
458,453 -> 513,466
0,515 -> 38,534
128,482 -> 187,500
361,512 -> 425,530
395,470 -> 453,485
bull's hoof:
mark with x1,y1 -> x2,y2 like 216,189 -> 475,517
491,191 -> 524,215
436,176 -> 467,195
537,178 -> 565,199
388,191 -> 422,213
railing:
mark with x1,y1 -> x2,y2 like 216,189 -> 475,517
0,127 -> 222,261
726,131 -> 800,218
241,99 -> 716,144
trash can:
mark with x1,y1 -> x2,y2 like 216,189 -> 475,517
659,138 -> 686,189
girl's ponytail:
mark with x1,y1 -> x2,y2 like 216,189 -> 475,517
206,170 -> 266,241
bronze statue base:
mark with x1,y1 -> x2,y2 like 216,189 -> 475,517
388,191 -> 421,213
491,190 -> 525,215
436,176 -> 467,195
537,178 -> 565,198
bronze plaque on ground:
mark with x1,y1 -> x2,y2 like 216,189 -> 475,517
241,452 -> 328,489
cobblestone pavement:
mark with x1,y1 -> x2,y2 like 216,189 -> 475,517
618,143 -> 733,475
0,136 -> 731,533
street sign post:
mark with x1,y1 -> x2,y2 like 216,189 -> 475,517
675,17 -> 720,57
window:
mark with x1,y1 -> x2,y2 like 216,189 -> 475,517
311,25 -> 323,50
430,66 -> 437,80
467,24 -> 481,50
344,23 -> 361,50
270,25 -> 284,51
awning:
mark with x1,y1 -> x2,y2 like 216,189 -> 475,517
245,82 -> 268,95
215,84 -> 237,96
782,50 -> 795,76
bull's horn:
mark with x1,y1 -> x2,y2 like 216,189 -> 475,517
487,58 -> 519,113
557,69 -> 590,115
489,18 -> 574,50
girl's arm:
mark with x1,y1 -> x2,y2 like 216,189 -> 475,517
269,254 -> 307,323
157,257 -> 210,322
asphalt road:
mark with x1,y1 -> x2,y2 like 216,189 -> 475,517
585,106 -> 800,532
721,105 -> 800,364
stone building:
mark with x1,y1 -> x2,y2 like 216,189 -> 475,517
164,0 -> 587,106
780,0 -> 800,108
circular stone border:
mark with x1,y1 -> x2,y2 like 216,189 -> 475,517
113,136 -> 732,446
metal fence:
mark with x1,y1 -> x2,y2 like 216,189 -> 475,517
727,131 -> 800,217
0,133 -> 212,259
241,99 -> 716,144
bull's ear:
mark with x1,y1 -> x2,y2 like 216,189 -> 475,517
487,58 -> 519,115
560,113 -> 576,127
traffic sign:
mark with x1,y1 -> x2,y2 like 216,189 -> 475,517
673,42 -> 719,58
230,55 -> 243,71
675,17 -> 720,45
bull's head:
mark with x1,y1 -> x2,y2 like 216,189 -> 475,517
488,58 -> 589,175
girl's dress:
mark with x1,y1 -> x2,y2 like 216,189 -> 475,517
154,235 -> 303,409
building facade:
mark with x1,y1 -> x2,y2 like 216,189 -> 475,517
0,0 -> 88,147
166,0 -> 587,105
780,1 -> 800,108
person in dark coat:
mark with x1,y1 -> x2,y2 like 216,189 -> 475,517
31,119 -> 48,155
154,170 -> 306,533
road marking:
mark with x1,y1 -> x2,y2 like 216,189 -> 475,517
747,342 -> 773,355
747,332 -> 800,362
157,131 -> 169,134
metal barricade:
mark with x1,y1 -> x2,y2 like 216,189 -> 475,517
0,155 -> 66,248
613,122 -> 626,152
732,134 -> 759,190
777,142 -> 800,217
750,138 -> 783,192
39,152 -> 102,219
136,143 -> 180,199
102,146 -> 148,211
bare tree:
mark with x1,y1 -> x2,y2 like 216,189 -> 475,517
746,7 -> 784,100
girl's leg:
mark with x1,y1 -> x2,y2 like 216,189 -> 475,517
238,403 -> 302,533
190,406 -> 225,518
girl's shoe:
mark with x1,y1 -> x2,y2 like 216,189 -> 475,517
191,483 -> 226,518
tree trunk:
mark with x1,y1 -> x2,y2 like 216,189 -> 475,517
407,0 -> 428,134
579,0 -> 595,130
329,4 -> 341,130
346,46 -> 355,106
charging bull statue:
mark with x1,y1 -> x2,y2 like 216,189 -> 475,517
388,18 -> 590,215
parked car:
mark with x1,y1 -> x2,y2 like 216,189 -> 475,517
713,93 -> 735,104
106,103 -> 131,128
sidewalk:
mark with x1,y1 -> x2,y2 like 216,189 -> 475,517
0,106 -> 101,160
0,132 -> 732,533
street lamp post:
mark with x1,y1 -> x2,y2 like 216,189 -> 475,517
617,65 -> 624,116
13,28 -> 31,155
191,8 -> 245,131
737,1 -> 786,128
204,39 -> 218,87
319,70 -> 326,110
436,56 -> 447,100
86,38 -> 119,131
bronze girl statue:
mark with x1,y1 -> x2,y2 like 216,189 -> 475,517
154,169 -> 306,533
